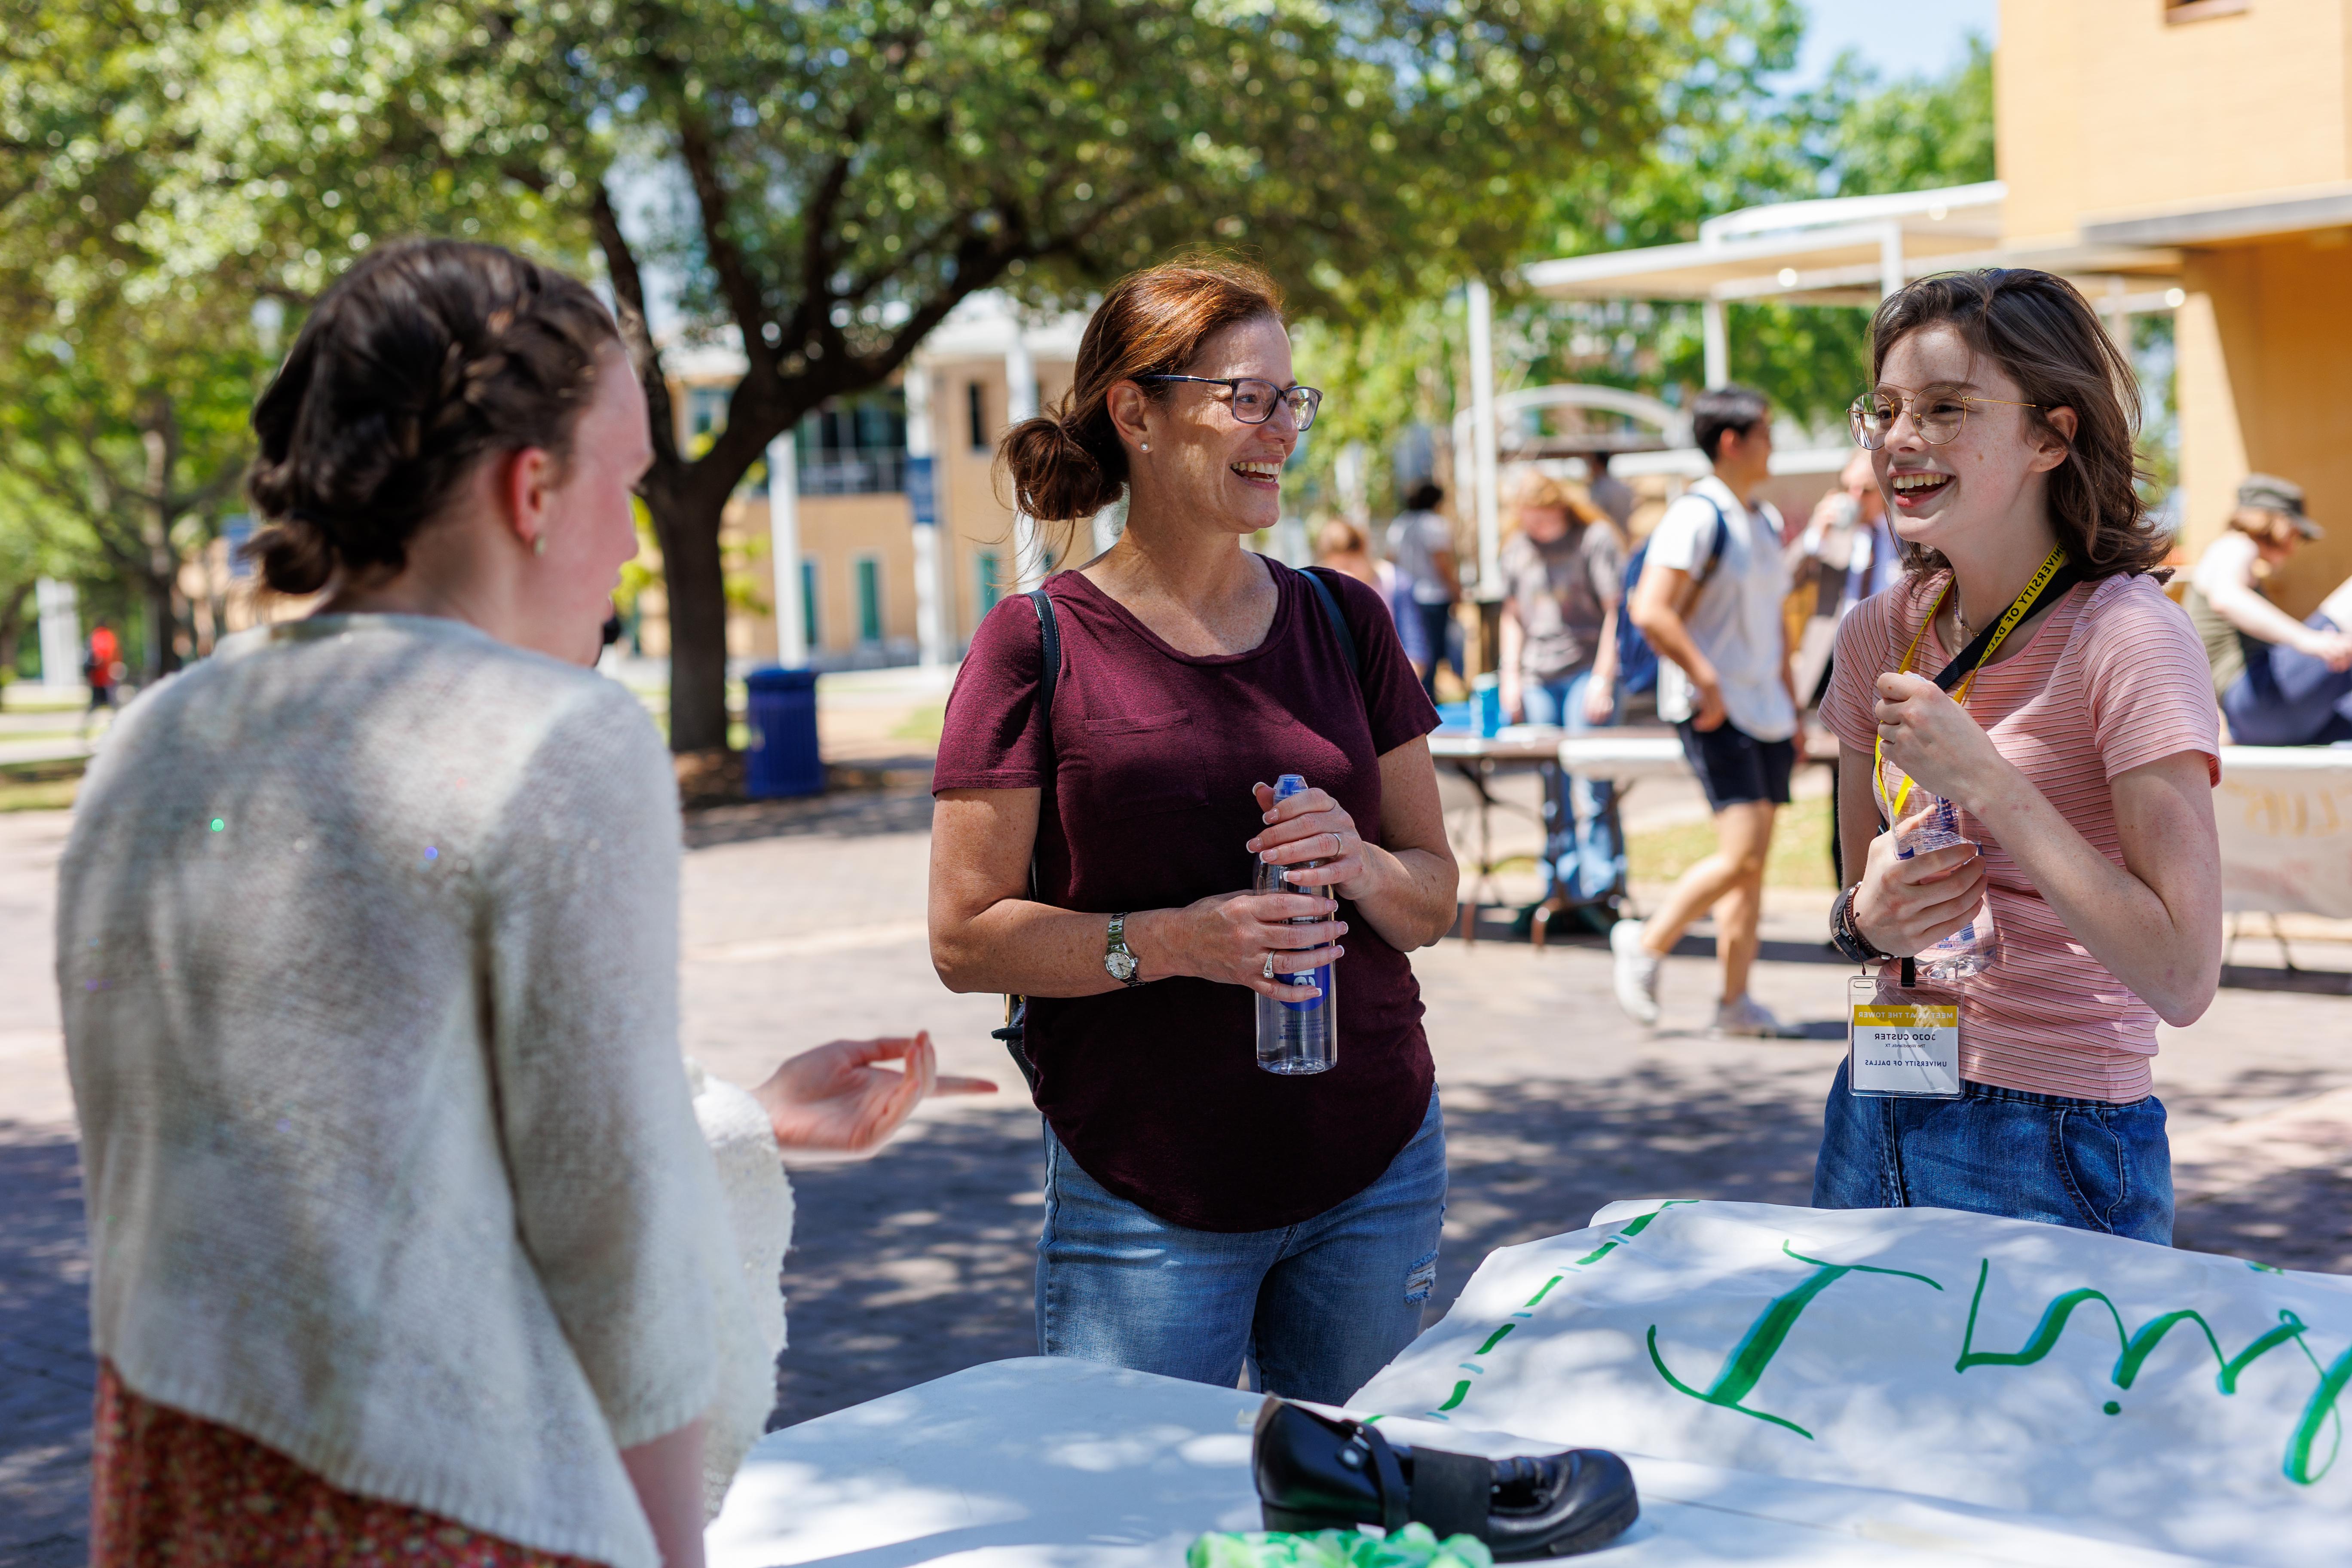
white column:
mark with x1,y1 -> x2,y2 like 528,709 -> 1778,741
1879,222 -> 1906,300
1465,278 -> 1501,593
36,578 -> 80,690
1006,329 -> 1043,591
1701,300 -> 1729,390
766,433 -> 805,667
904,365 -> 946,671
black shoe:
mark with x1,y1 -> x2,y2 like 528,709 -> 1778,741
1251,1398 -> 1638,1559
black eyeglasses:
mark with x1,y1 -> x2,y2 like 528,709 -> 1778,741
1139,375 -> 1323,431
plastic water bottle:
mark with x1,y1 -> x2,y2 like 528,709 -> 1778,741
1895,795 -> 1998,980
1255,774 -> 1338,1075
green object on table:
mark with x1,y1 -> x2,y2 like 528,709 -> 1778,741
1186,1522 -> 1494,1568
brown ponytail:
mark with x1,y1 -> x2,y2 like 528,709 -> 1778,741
245,240 -> 621,595
998,258 -> 1285,533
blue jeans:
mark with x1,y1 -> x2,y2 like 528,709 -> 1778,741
1411,600 -> 1461,696
1038,1092 -> 1446,1404
1522,669 -> 1623,904
1811,1060 -> 2173,1244
2222,611 -> 2352,745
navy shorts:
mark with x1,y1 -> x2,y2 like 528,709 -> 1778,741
1676,718 -> 1795,811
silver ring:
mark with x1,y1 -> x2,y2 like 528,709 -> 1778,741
1262,951 -> 1277,980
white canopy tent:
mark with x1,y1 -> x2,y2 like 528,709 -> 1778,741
1454,181 -> 2188,579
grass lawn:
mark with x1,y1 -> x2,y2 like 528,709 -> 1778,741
1626,792 -> 1836,890
0,758 -> 85,812
889,702 -> 946,746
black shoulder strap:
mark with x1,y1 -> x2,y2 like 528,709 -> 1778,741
1300,565 -> 1367,686
1025,587 -> 1060,900
1027,586 -> 1060,738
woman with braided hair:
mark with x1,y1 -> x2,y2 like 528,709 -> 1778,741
60,240 -> 988,1567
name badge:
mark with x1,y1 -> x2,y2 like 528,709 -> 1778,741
1847,971 -> 1961,1099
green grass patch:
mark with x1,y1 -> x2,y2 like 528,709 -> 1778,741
0,756 -> 86,813
889,702 -> 946,745
1626,792 -> 1835,890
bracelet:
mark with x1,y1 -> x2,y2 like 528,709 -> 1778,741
1829,883 -> 1891,965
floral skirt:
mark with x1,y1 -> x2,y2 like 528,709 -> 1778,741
92,1362 -> 605,1568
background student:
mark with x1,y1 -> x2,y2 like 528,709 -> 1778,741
1816,268 -> 2222,1244
1612,384 -> 1803,1038
2181,473 -> 2352,746
1387,479 -> 1462,698
1497,470 -> 1626,911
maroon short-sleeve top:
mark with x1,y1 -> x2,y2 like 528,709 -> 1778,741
932,558 -> 1442,1231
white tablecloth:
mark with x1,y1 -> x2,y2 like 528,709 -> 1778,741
708,1356 -> 2209,1567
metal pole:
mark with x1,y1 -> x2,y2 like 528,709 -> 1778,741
904,364 -> 946,671
1879,222 -> 1905,300
1701,300 -> 1729,390
36,578 -> 80,691
1466,278 -> 1501,593
1006,326 -> 1043,591
766,432 -> 805,667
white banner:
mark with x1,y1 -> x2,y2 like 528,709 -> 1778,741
1352,1200 -> 2352,1566
2215,746 -> 2352,919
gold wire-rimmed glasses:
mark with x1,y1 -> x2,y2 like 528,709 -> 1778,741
1848,383 -> 2039,450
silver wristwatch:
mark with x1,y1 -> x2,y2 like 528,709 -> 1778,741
1104,912 -> 1143,987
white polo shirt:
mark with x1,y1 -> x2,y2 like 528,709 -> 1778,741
1647,475 -> 1796,742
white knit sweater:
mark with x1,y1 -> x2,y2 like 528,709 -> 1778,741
60,614 -> 786,1568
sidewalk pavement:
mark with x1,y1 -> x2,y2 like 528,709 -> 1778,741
4,797 -> 2352,1565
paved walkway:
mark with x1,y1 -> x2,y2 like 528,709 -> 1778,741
4,797 -> 2352,1565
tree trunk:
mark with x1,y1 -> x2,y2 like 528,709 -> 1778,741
651,488 -> 733,754
141,567 -> 180,681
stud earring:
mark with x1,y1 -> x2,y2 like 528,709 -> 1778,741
1140,441 -> 1150,453
532,534 -> 547,557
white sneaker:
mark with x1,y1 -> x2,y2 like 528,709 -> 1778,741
1713,993 -> 1803,1038
1609,919 -> 1662,1026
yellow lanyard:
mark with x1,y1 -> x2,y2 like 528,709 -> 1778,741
1874,546 -> 2070,825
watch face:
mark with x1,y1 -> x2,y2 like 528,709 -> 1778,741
1106,950 -> 1138,981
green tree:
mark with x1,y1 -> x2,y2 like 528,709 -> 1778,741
113,0 -> 1692,750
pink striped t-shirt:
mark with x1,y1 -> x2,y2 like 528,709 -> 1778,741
1821,571 -> 2220,1102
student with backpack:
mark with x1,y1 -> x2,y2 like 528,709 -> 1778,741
1612,385 -> 1804,1037
927,260 -> 1458,1404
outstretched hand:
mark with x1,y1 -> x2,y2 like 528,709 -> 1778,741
749,1032 -> 996,1156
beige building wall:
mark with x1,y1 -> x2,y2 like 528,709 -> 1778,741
2000,0 -> 2352,616
2178,240 -> 2352,616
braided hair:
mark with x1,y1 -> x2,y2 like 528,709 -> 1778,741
245,241 -> 621,595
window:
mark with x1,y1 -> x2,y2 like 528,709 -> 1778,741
975,551 -> 1004,616
686,386 -> 729,443
855,556 -> 883,644
968,381 -> 989,451
794,389 -> 908,494
799,558 -> 820,650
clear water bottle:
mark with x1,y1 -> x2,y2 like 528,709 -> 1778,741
1895,795 -> 1998,981
1255,774 -> 1338,1076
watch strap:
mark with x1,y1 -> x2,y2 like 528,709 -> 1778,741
1105,911 -> 1144,987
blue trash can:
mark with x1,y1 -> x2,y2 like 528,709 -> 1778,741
743,667 -> 824,798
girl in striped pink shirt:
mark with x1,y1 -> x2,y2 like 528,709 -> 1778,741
1816,269 -> 2223,1246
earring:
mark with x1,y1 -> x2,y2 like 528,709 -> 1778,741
1140,441 -> 1150,453
532,535 -> 547,557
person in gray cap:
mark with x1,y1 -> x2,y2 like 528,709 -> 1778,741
2184,473 -> 2352,744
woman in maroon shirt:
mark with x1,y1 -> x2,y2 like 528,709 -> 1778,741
928,261 -> 1458,1403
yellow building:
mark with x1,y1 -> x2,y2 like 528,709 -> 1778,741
2000,0 -> 2352,616
1510,0 -> 2352,619
644,297 -> 1083,672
